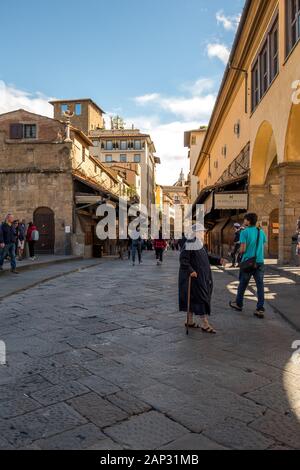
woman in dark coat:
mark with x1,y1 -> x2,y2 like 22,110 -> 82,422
179,225 -> 224,334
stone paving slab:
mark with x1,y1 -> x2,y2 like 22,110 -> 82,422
249,410 -> 300,449
105,411 -> 188,450
35,423 -> 106,450
30,381 -> 90,406
106,391 -> 152,416
203,418 -> 275,450
0,402 -> 87,448
159,433 -> 228,450
68,392 -> 128,428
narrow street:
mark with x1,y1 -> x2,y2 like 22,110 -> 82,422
0,252 -> 300,450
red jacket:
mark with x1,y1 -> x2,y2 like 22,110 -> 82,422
154,239 -> 167,250
26,225 -> 37,242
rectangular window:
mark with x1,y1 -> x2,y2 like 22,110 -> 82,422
61,104 -> 69,115
251,15 -> 279,112
75,103 -> 82,116
105,155 -> 113,163
252,61 -> 260,111
134,140 -> 141,150
134,154 -> 141,163
191,136 -> 197,145
9,123 -> 24,139
120,141 -> 127,150
120,154 -> 127,163
9,124 -> 37,139
270,23 -> 279,81
286,0 -> 300,55
260,42 -> 269,97
106,141 -> 113,151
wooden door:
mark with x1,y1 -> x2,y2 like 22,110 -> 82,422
33,208 -> 55,254
269,209 -> 279,258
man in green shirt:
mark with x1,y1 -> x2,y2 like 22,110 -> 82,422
230,213 -> 267,319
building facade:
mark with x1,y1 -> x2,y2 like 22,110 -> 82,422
184,127 -> 207,204
89,128 -> 160,216
193,0 -> 300,263
51,99 -> 159,218
0,109 -> 130,258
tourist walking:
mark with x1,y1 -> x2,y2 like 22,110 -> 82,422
230,213 -> 267,319
154,235 -> 167,265
131,236 -> 142,266
17,219 -> 26,260
179,224 -> 224,334
0,214 -> 19,274
26,222 -> 39,261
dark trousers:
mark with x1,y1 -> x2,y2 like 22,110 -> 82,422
132,244 -> 142,264
0,243 -> 16,270
231,244 -> 240,265
156,248 -> 164,262
236,264 -> 265,310
28,241 -> 35,258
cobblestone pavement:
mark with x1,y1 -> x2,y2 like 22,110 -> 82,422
0,252 -> 300,450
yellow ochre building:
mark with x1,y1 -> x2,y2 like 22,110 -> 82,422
192,0 -> 300,264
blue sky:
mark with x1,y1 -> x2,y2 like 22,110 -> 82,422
0,0 -> 244,183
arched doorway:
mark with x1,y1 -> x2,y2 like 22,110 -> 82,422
33,207 -> 55,254
269,208 -> 279,258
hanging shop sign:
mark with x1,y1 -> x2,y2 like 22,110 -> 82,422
215,192 -> 248,210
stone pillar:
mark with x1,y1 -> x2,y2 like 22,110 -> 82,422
278,162 -> 300,264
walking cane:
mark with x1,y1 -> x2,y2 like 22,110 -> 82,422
186,274 -> 192,336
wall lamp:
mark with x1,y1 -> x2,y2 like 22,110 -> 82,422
229,63 -> 249,114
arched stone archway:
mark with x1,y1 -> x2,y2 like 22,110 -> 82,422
251,121 -> 278,186
285,101 -> 300,162
249,122 -> 280,258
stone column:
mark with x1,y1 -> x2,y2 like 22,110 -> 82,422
278,162 -> 300,264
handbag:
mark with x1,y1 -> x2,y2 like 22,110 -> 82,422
239,228 -> 261,273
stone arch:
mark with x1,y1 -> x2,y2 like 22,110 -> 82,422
284,100 -> 300,162
250,121 -> 278,186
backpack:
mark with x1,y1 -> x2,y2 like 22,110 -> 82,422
31,230 -> 40,241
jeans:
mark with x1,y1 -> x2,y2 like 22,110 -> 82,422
236,264 -> 265,310
0,243 -> 17,270
132,244 -> 142,264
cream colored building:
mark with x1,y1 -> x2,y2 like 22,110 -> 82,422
193,0 -> 300,263
184,127 -> 207,203
89,128 -> 160,215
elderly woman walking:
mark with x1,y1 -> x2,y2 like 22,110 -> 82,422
179,225 -> 225,334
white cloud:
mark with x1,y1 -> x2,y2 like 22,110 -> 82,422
135,93 -> 161,105
126,115 -> 202,185
134,78 -> 216,122
207,43 -> 230,65
0,81 -> 53,117
216,11 -> 241,31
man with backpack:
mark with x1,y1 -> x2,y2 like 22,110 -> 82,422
26,222 -> 39,261
230,213 -> 267,319
0,214 -> 19,274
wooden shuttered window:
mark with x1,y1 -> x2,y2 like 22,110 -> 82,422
9,123 -> 23,139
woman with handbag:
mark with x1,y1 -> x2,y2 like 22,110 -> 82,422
230,213 -> 267,319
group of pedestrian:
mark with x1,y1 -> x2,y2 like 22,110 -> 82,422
0,214 -> 39,274
179,213 -> 268,335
